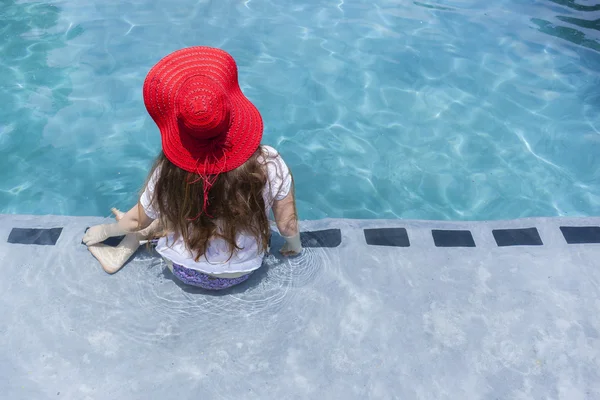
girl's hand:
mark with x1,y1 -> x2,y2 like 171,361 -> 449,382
280,242 -> 302,257
111,208 -> 125,221
279,232 -> 302,257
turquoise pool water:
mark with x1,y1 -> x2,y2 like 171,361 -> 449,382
1,0 -> 599,220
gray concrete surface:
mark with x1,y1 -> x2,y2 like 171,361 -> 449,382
1,214 -> 599,399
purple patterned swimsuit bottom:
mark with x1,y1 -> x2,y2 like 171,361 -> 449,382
171,263 -> 252,290
149,239 -> 252,290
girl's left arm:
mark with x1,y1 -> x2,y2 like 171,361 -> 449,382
117,202 -> 154,233
82,201 -> 154,246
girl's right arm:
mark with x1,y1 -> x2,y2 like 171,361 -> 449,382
272,183 -> 302,256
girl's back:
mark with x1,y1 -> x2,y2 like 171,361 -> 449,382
141,145 -> 296,275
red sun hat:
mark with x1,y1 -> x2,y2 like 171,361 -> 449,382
143,46 -> 263,175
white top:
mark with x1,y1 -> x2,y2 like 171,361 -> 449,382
140,145 -> 292,274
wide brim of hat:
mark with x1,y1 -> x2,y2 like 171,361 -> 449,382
143,47 -> 263,175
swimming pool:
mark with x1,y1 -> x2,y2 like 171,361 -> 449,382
1,0 -> 599,220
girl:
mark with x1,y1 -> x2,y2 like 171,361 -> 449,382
82,46 -> 302,290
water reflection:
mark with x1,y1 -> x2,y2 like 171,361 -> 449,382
533,1 -> 600,53
547,0 -> 600,12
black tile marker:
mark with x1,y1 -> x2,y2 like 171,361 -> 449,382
560,226 -> 600,244
8,228 -> 62,245
364,228 -> 410,247
432,229 -> 475,247
492,228 -> 543,246
300,229 -> 341,248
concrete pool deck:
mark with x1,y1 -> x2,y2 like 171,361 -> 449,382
1,214 -> 599,399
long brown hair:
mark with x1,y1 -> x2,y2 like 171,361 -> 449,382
146,147 -> 270,261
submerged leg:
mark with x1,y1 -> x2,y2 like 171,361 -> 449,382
88,234 -> 141,274
87,208 -> 164,274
